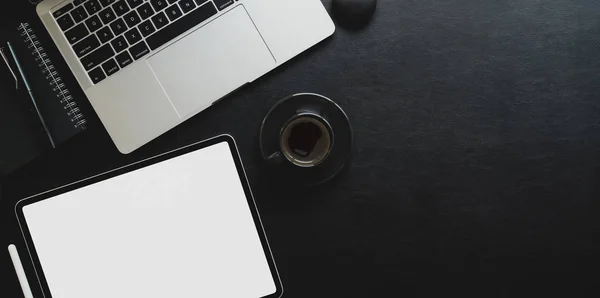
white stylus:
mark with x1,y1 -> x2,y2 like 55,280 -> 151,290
8,244 -> 34,298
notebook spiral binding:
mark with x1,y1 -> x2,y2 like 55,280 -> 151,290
18,22 -> 87,129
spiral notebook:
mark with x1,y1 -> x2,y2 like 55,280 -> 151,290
0,21 -> 87,176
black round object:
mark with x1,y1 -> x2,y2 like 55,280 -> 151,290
331,0 -> 377,30
260,93 -> 353,186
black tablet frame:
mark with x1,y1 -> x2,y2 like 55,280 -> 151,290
15,134 -> 283,298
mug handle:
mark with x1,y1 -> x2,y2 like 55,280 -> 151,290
264,151 -> 284,165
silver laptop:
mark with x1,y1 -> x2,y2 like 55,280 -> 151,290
36,0 -> 334,153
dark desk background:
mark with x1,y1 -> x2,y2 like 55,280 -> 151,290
2,0 -> 600,296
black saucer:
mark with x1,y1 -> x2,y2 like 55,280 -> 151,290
260,93 -> 353,186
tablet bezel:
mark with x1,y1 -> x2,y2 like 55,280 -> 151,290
15,134 -> 283,298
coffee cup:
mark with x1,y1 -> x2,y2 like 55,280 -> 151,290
260,93 -> 352,186
279,113 -> 334,167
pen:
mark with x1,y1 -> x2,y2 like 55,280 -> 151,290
7,42 -> 56,148
8,244 -> 34,298
0,46 -> 18,89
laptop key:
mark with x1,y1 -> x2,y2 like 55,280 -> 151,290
99,0 -> 117,6
194,0 -> 209,5
111,35 -> 129,53
165,4 -> 182,21
127,0 -> 144,9
57,14 -> 75,30
84,0 -> 102,15
167,0 -> 177,4
110,18 -> 128,35
102,58 -> 120,76
115,51 -> 134,68
73,34 -> 101,57
130,41 -> 150,60
97,26 -> 114,43
124,27 -> 142,44
178,0 -> 196,14
65,23 -> 89,44
81,44 -> 115,70
74,0 -> 86,6
124,10 -> 142,27
150,0 -> 168,12
88,67 -> 106,84
137,3 -> 154,20
71,6 -> 88,23
213,0 -> 234,11
151,11 -> 169,30
147,2 -> 217,50
139,20 -> 156,37
85,15 -> 103,32
113,0 -> 130,16
53,3 -> 74,18
99,7 -> 117,24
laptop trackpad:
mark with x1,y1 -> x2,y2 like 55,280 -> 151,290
147,6 -> 275,118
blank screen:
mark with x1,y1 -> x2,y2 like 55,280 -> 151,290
22,141 -> 276,298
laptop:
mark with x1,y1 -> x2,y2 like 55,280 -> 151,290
36,0 -> 335,153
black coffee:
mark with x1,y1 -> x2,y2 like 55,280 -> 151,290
287,122 -> 323,157
280,114 -> 332,167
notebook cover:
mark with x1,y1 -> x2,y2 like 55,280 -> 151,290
0,11 -> 87,176
0,50 -> 49,176
12,21 -> 87,144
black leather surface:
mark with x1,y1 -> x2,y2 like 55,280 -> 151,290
3,0 -> 600,296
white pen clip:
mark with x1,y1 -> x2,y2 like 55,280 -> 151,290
1,46 -> 19,90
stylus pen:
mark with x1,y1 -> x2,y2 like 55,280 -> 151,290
7,42 -> 56,148
8,244 -> 35,298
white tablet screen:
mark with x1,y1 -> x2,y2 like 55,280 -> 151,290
22,141 -> 277,298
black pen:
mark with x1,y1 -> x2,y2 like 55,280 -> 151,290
7,42 -> 56,148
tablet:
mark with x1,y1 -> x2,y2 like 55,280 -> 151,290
15,135 -> 283,298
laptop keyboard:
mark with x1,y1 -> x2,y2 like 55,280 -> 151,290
54,0 -> 237,84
